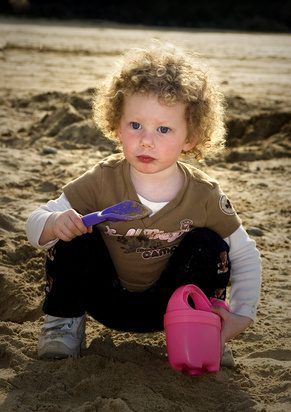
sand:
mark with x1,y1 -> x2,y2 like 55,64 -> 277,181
0,18 -> 291,412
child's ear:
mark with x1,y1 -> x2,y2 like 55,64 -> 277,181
182,136 -> 197,152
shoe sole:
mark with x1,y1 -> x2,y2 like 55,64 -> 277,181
38,340 -> 81,360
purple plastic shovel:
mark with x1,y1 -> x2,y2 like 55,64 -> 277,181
82,200 -> 151,227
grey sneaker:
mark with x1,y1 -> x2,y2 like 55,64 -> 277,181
38,315 -> 86,359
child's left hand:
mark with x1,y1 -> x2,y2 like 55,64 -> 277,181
211,306 -> 253,358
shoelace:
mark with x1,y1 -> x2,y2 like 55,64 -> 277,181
45,318 -> 74,330
42,318 -> 77,339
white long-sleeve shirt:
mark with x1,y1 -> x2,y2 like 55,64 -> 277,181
26,193 -> 261,320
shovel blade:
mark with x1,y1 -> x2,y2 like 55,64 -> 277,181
82,200 -> 151,227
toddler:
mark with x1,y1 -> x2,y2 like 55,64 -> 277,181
26,43 -> 261,360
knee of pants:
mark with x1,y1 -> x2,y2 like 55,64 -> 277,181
45,228 -> 109,279
165,227 -> 231,297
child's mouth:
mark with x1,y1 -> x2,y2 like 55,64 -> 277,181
137,155 -> 155,163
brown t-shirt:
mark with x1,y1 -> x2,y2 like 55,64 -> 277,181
63,153 -> 241,291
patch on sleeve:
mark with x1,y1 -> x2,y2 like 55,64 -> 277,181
219,194 -> 235,215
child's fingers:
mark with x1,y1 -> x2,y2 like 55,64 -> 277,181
58,210 -> 85,235
53,210 -> 92,240
60,220 -> 83,238
67,213 -> 88,235
51,216 -> 78,240
211,306 -> 229,321
54,226 -> 75,242
77,213 -> 93,233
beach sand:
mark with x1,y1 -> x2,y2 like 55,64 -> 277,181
0,19 -> 290,411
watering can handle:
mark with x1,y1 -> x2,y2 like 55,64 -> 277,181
165,284 -> 229,313
182,284 -> 212,312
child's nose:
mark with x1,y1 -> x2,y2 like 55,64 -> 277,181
140,130 -> 155,148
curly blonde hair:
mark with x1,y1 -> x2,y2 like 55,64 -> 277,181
93,43 -> 226,161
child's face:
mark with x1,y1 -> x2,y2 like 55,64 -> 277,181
117,93 -> 196,174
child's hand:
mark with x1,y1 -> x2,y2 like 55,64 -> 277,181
211,306 -> 253,358
41,209 -> 93,244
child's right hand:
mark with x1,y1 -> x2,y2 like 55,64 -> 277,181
40,209 -> 93,245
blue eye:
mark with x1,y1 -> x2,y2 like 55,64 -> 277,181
130,122 -> 141,130
157,126 -> 170,134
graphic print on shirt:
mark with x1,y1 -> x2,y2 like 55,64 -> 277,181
104,219 -> 194,259
217,251 -> 229,274
219,194 -> 235,215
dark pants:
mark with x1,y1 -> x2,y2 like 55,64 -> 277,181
43,227 -> 230,332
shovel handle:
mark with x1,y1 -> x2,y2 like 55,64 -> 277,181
82,213 -> 105,227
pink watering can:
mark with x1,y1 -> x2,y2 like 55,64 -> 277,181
164,284 -> 229,376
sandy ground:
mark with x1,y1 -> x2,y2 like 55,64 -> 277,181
0,18 -> 291,412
